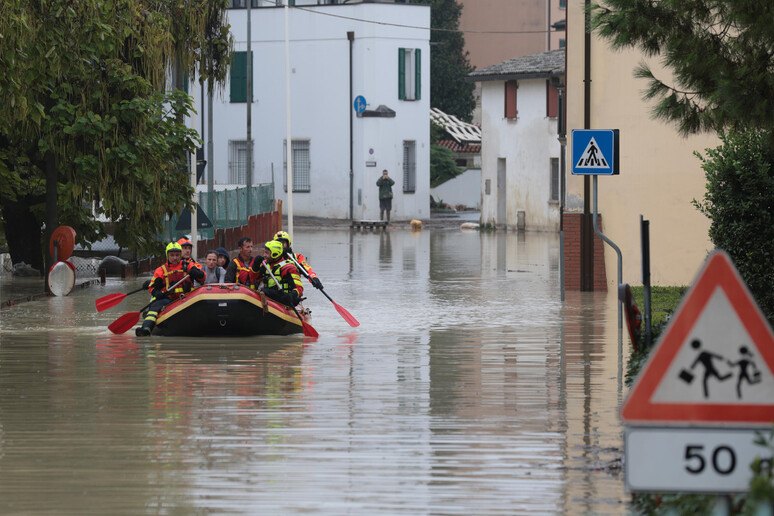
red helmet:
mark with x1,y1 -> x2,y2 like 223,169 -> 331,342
177,237 -> 193,248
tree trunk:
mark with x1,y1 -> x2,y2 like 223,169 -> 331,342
1,197 -> 45,274
44,150 -> 58,291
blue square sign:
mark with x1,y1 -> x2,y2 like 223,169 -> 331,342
571,129 -> 620,175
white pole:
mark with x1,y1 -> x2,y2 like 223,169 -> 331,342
190,151 -> 198,262
284,3 -> 293,240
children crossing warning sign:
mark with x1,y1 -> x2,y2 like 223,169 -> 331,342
571,129 -> 620,175
621,250 -> 774,425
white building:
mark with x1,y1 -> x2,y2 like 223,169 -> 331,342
469,49 -> 564,231
189,1 -> 431,221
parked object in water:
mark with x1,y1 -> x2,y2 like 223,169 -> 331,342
149,283 -> 312,337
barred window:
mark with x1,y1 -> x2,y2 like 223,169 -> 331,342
403,140 -> 416,193
550,157 -> 560,202
283,139 -> 311,192
228,140 -> 254,184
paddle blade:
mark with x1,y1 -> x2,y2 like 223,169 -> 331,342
301,321 -> 319,339
333,301 -> 360,327
108,311 -> 141,335
95,293 -> 127,312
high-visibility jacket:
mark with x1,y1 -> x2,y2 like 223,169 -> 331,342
289,252 -> 318,281
262,259 -> 303,299
149,261 -> 190,300
232,256 -> 257,289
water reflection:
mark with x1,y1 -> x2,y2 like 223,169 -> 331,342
0,228 -> 628,514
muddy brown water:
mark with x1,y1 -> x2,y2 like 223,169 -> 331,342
0,228 -> 630,514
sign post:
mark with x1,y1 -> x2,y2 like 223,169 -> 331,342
621,251 -> 774,494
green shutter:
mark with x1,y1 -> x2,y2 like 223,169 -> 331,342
414,48 -> 421,100
230,51 -> 247,103
398,48 -> 406,100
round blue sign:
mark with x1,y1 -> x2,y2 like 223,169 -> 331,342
353,95 -> 367,114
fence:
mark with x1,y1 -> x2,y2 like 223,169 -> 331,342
162,183 -> 275,242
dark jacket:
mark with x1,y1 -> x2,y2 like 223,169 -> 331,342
215,247 -> 231,271
376,176 -> 394,200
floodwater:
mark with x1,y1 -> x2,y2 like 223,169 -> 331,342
0,227 -> 630,515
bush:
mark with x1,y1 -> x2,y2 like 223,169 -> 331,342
694,130 -> 774,325
430,144 -> 462,188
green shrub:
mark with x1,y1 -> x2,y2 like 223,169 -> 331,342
694,130 -> 774,326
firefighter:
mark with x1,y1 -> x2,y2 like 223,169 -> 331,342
135,242 -> 205,336
272,230 -> 323,290
257,240 -> 304,306
224,236 -> 258,288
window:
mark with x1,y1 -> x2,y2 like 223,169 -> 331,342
403,141 -> 416,193
229,0 -> 262,8
228,140 -> 254,184
559,38 -> 566,48
547,81 -> 559,118
230,51 -> 253,103
559,0 -> 566,8
550,158 -> 560,202
504,80 -> 518,119
398,48 -> 421,101
283,140 -> 311,192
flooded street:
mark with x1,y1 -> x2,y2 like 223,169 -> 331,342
0,227 -> 630,514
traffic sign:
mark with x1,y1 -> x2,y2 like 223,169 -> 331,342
571,129 -> 619,175
621,250 -> 774,425
625,427 -> 772,493
353,95 -> 366,114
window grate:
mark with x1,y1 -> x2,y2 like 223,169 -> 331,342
228,140 -> 254,184
283,140 -> 311,192
403,141 -> 416,193
550,158 -> 560,201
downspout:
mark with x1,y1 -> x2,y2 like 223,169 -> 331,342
582,0 -> 593,290
348,31 -> 355,220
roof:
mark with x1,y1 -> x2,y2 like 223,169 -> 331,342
468,48 -> 565,83
436,140 -> 481,154
430,107 -> 481,145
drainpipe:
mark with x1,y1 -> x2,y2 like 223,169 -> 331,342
348,31 -> 355,220
582,0 -> 593,290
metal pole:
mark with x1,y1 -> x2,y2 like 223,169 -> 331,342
558,85 -> 566,302
593,176 -> 622,335
285,4 -> 293,240
208,78 -> 214,229
641,215 -> 653,347
246,0 -> 253,218
348,31 -> 355,221
191,152 -> 198,262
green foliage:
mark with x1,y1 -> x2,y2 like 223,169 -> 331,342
693,129 -> 774,325
592,0 -> 774,137
0,0 -> 232,259
430,144 -> 462,187
412,0 -> 475,121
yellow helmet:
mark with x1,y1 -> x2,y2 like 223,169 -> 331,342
273,231 -> 291,247
166,242 -> 183,255
265,240 -> 285,260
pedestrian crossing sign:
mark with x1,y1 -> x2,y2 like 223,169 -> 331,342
621,250 -> 774,426
571,129 -> 619,175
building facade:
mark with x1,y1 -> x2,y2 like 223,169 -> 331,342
470,49 -> 564,232
565,3 -> 717,287
190,1 -> 431,221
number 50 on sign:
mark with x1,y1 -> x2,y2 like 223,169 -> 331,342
625,427 -> 772,493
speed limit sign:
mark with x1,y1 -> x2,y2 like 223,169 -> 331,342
625,427 -> 771,493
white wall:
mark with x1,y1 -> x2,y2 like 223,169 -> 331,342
430,168 -> 481,209
189,4 -> 430,221
479,79 -> 560,231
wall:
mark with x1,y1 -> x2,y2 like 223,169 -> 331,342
189,4 -> 430,221
479,79 -> 561,231
565,3 -> 717,287
430,168 -> 481,209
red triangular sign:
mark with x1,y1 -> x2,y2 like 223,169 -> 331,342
621,250 -> 774,426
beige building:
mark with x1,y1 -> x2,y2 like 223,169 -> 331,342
565,4 -> 718,287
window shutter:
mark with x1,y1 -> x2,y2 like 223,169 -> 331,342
230,51 -> 246,103
398,48 -> 406,100
504,80 -> 518,118
414,48 -> 421,100
547,81 -> 558,117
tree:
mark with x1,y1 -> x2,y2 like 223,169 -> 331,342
413,0 -> 476,121
592,0 -> 774,141
694,130 -> 774,324
0,0 -> 232,273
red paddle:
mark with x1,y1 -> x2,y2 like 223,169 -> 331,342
107,276 -> 189,335
95,285 -> 148,312
287,254 -> 359,327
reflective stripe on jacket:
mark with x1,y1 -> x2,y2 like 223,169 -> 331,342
265,259 -> 304,298
150,262 -> 189,300
233,256 -> 256,289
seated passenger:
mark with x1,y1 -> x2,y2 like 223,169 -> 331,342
202,250 -> 226,284
224,237 -> 257,288
255,240 -> 303,307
